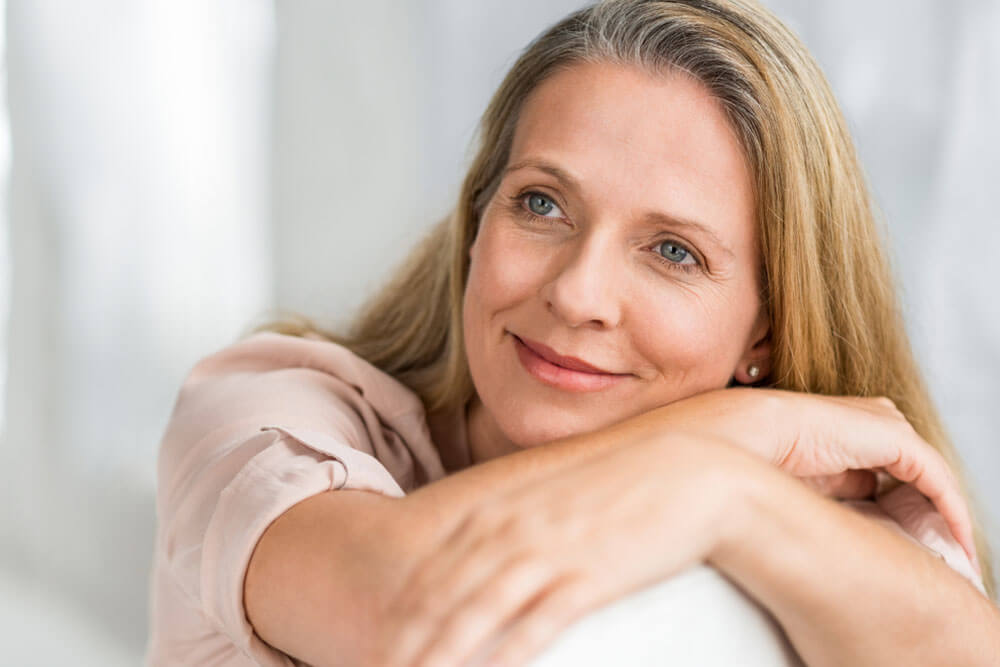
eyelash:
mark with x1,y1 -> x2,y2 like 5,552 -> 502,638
508,191 -> 704,274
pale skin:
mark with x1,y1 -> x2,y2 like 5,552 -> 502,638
369,63 -> 1000,665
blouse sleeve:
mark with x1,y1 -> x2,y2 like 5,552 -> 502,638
154,347 -> 416,665
841,484 -> 987,597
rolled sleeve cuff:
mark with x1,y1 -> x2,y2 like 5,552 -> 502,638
199,425 -> 406,663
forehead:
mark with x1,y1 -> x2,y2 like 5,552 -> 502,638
506,61 -> 758,260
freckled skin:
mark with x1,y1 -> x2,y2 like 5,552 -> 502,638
463,62 -> 771,463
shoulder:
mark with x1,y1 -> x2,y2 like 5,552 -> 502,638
170,331 -> 426,436
181,331 -> 423,416
158,331 -> 444,495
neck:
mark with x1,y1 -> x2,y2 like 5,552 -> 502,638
466,395 -> 519,465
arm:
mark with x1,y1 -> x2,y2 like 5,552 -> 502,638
374,417 -> 992,667
710,463 -> 1000,666
245,407 -> 663,665
249,389 -> 983,666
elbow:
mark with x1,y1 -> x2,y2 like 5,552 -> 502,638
243,491 -> 402,667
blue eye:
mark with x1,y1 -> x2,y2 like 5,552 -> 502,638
526,193 -> 559,217
657,240 -> 694,264
653,240 -> 701,273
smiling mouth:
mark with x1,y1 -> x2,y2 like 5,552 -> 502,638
513,335 -> 621,374
510,334 -> 631,393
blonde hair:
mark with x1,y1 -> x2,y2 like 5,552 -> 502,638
257,0 -> 995,597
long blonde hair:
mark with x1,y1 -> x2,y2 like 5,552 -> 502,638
257,0 -> 995,597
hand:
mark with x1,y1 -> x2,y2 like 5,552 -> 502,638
373,434 -> 752,667
656,388 -> 977,566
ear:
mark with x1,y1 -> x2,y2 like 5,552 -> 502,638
733,307 -> 772,385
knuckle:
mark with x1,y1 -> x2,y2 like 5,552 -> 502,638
448,604 -> 492,636
462,505 -> 519,542
410,589 -> 447,618
870,396 -> 901,416
520,595 -> 569,639
466,504 -> 505,530
891,415 -> 914,435
490,513 -> 528,541
894,454 -> 924,483
884,397 -> 906,418
548,579 -> 593,627
498,555 -> 551,595
495,507 -> 549,542
550,575 -> 591,617
407,602 -> 435,624
520,613 -> 559,647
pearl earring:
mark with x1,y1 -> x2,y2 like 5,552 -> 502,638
747,365 -> 760,379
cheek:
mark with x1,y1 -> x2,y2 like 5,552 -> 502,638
465,222 -> 551,325
631,293 -> 710,358
628,284 -> 746,385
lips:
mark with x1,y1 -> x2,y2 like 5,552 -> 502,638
514,335 -> 623,375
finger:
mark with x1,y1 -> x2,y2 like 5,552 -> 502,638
809,398 -> 977,564
774,394 -> 977,566
476,575 -> 592,667
803,470 -> 877,500
412,555 -> 558,667
386,510 -> 529,666
388,511 -> 489,624
882,445 -> 977,564
857,406 -> 978,562
385,537 -> 505,665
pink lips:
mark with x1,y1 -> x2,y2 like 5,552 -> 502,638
512,334 -> 629,393
517,336 -> 615,374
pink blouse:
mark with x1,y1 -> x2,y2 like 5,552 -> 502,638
144,332 -> 986,666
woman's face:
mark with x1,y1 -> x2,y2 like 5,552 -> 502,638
463,61 -> 770,454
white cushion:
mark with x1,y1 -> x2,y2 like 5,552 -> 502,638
520,565 -> 803,666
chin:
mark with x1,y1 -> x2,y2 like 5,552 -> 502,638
496,403 -> 612,449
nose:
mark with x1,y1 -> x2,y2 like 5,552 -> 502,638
538,228 -> 624,329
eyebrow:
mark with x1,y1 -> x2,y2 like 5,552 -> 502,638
502,158 -> 736,261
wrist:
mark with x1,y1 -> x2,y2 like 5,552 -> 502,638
653,387 -> 787,465
705,446 -> 783,571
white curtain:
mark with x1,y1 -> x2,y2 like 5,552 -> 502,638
1,0 -> 273,662
0,0 -> 996,663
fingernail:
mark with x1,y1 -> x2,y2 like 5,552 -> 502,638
972,551 -> 983,577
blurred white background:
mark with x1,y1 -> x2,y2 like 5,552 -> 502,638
0,1 -> 996,664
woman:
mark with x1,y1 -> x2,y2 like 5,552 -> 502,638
146,1 -> 997,665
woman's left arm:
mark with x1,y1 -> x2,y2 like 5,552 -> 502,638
710,462 -> 1000,667
375,425 -> 998,667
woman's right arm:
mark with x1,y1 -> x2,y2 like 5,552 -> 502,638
245,413 -> 663,666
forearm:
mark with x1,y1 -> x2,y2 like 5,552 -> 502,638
710,463 -> 1000,666
248,411 -> 663,664
407,408 -> 665,541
